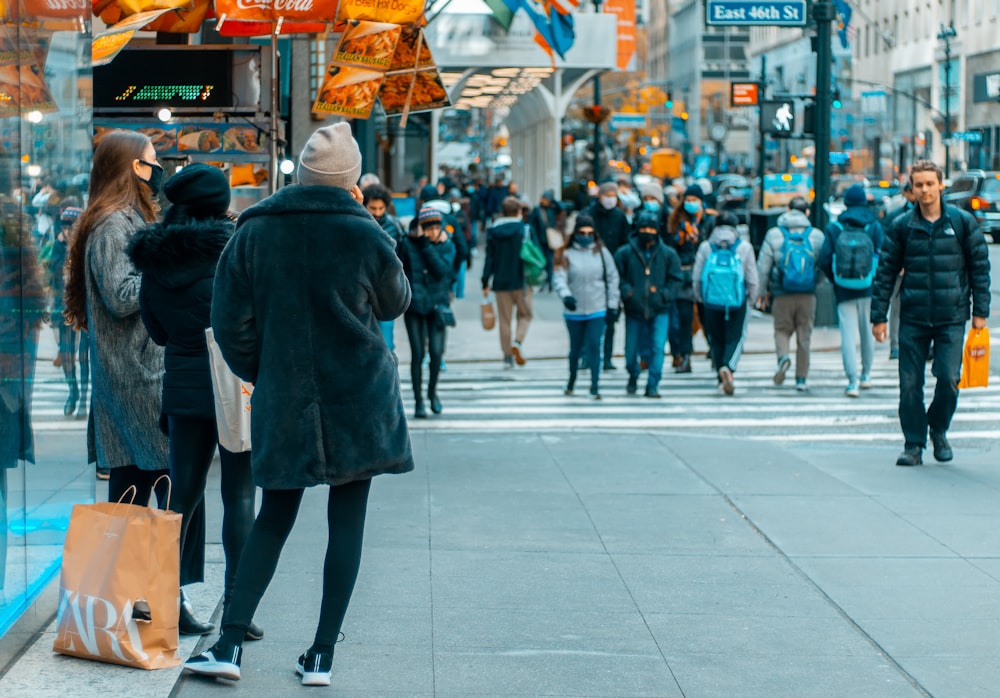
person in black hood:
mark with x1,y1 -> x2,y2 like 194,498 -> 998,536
529,188 -> 561,291
128,164 -> 260,640
483,196 -> 534,368
614,211 -> 683,397
410,184 -> 468,291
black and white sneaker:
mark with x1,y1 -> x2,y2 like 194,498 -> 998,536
295,649 -> 333,686
183,639 -> 242,681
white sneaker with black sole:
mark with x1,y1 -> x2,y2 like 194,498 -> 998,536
296,649 -> 333,686
183,640 -> 242,681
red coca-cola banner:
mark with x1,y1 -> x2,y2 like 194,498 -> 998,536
214,0 -> 338,24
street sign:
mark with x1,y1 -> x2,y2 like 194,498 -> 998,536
731,82 -> 759,106
609,112 -> 647,130
829,152 -> 851,165
953,131 -> 984,143
706,1 -> 807,26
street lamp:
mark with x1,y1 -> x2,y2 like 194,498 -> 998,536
937,21 -> 957,178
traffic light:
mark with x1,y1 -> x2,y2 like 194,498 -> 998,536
832,88 -> 842,109
582,104 -> 610,124
665,90 -> 673,110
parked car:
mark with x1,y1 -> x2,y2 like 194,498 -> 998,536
944,170 -> 1000,242
863,180 -> 901,219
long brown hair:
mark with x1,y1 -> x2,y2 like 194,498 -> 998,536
63,130 -> 158,330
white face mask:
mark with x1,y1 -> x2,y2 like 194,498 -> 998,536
600,195 -> 618,210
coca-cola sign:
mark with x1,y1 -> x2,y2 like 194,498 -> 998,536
216,0 -> 337,23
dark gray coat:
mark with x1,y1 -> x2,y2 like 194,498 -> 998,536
211,185 -> 413,489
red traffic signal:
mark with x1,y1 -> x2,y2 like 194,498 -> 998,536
582,104 -> 611,124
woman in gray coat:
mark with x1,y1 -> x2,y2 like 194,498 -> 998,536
63,130 -> 169,503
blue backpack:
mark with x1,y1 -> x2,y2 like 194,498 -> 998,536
701,239 -> 745,315
831,221 -> 877,290
778,226 -> 816,293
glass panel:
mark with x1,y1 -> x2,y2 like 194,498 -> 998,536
0,17 -> 93,637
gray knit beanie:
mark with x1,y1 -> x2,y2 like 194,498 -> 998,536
297,122 -> 362,189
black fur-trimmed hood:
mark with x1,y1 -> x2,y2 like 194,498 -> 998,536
129,218 -> 234,289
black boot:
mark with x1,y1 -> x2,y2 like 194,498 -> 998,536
179,590 -> 214,635
429,392 -> 442,414
64,379 -> 79,417
414,399 -> 428,418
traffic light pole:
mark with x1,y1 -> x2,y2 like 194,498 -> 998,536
812,0 -> 834,229
757,55 -> 766,208
592,0 -> 604,182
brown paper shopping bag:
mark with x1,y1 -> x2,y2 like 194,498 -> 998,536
53,481 -> 182,669
481,294 -> 496,331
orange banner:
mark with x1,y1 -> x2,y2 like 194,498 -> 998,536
336,0 -> 425,24
334,20 -> 402,69
602,0 -> 635,71
311,64 -> 383,118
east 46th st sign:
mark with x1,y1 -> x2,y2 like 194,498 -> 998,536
706,0 -> 807,26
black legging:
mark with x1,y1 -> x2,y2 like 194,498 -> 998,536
108,465 -> 205,580
404,311 -> 445,400
222,478 -> 372,653
168,415 -> 255,590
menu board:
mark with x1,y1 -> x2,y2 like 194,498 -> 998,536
311,66 -> 384,119
334,21 -> 402,70
94,122 -> 268,157
379,69 -> 449,115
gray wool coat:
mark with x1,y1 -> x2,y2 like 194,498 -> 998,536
211,185 -> 414,490
85,209 -> 168,471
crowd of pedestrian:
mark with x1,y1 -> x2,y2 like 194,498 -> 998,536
18,120 -> 988,690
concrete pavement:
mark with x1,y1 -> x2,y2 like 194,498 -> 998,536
3,248 -> 999,696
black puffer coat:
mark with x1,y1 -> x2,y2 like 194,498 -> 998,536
129,216 -> 232,424
399,234 -> 456,315
871,205 -> 991,327
614,237 -> 684,319
584,202 -> 632,255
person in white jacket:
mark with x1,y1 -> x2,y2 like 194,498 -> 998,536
693,212 -> 759,395
553,215 -> 621,400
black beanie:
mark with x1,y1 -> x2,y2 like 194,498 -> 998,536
164,164 -> 231,218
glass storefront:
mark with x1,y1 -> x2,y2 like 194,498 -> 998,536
0,15 -> 92,638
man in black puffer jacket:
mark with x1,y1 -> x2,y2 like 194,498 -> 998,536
871,160 -> 991,467
615,211 -> 683,397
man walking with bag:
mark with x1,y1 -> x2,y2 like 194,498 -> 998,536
871,160 -> 990,466
819,184 -> 884,397
482,196 -> 535,368
756,197 -> 825,390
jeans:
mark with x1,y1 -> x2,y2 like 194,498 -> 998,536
379,320 -> 395,351
836,297 -> 874,383
566,317 -> 604,393
897,322 -> 964,448
669,299 -> 694,357
625,312 -> 670,391
452,261 -> 467,299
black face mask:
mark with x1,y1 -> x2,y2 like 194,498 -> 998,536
639,232 -> 659,247
139,160 -> 163,196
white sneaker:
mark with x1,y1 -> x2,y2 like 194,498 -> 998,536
845,383 -> 860,398
859,375 -> 872,389
184,640 -> 242,681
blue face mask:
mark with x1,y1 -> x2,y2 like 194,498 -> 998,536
574,234 -> 595,247
683,201 -> 701,215
644,201 -> 660,213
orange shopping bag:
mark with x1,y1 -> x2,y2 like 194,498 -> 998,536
958,327 -> 990,389
53,480 -> 181,669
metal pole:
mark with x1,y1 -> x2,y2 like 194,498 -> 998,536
757,55 -> 766,208
269,33 -> 280,195
812,0 -> 834,229
592,0 -> 603,182
943,34 -> 952,179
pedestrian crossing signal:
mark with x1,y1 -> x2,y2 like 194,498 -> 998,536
583,105 -> 611,123
760,101 -> 795,137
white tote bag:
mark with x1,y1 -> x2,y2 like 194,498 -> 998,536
205,328 -> 253,453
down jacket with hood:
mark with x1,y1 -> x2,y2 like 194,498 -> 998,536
553,240 -> 621,318
692,223 -> 760,304
128,213 -> 232,424
481,216 -> 526,292
756,208 -> 825,296
871,204 -> 990,327
614,236 -> 684,319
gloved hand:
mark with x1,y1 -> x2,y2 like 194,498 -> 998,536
562,296 -> 578,311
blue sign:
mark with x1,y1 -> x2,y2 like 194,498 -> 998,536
706,1 -> 808,26
953,131 -> 984,143
829,152 -> 851,165
609,113 -> 647,130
